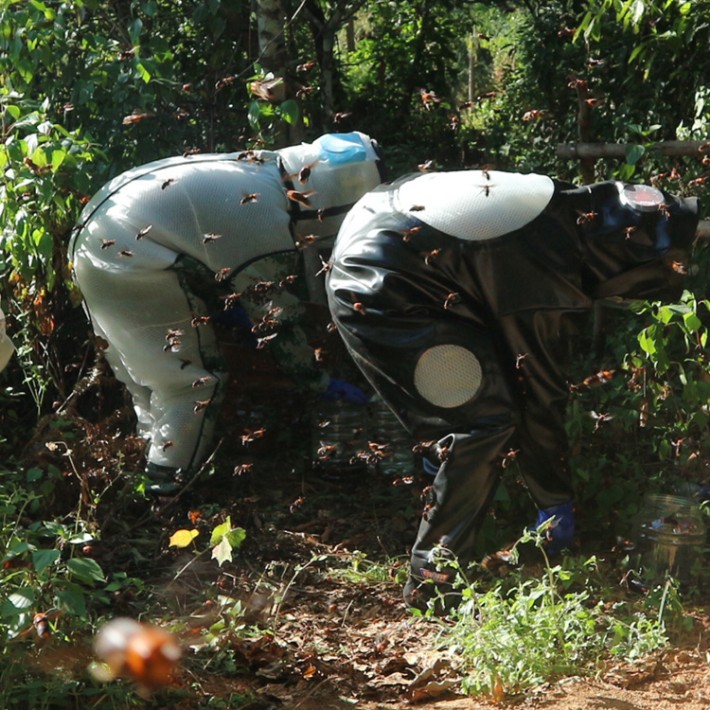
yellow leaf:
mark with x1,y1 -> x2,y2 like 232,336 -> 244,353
169,529 -> 199,548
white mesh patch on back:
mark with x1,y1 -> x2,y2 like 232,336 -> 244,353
414,344 -> 482,408
395,170 -> 554,241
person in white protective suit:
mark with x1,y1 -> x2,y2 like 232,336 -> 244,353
69,132 -> 383,494
0,300 -> 14,373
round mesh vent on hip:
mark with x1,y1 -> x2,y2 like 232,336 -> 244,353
414,345 -> 482,408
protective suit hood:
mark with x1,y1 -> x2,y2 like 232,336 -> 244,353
278,132 -> 384,239
561,180 -> 699,301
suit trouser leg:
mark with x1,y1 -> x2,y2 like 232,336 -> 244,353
329,298 -> 519,582
74,261 -> 225,472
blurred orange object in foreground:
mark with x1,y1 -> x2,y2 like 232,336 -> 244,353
92,618 -> 182,697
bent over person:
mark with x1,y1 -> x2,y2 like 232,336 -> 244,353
70,132 -> 383,493
325,170 -> 699,608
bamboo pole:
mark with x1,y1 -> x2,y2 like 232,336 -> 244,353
556,140 -> 710,159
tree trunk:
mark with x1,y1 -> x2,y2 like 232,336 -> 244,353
255,0 -> 303,146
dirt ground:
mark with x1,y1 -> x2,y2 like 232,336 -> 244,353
144,388 -> 709,710
151,461 -> 709,710
29,349 -> 709,709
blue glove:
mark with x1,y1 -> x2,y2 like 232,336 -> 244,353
212,303 -> 257,348
535,501 -> 575,556
322,377 -> 370,405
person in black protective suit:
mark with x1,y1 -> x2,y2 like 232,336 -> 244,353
325,169 -> 699,608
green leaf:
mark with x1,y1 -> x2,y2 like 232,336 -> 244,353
25,467 -> 44,482
51,149 -> 66,171
657,305 -> 674,324
248,101 -> 261,131
682,311 -> 702,333
67,557 -> 106,585
32,548 -> 60,573
136,62 -> 152,83
210,517 -> 232,547
128,17 -> 144,43
628,43 -> 645,63
6,540 -> 36,557
55,588 -> 87,616
638,329 -> 656,355
226,527 -> 246,549
211,536 -> 233,567
31,146 -> 48,167
30,0 -> 55,19
278,99 -> 300,125
1,588 -> 35,618
625,144 -> 645,165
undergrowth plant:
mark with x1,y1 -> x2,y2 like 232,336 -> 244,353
328,550 -> 407,586
434,526 -> 679,699
567,252 -> 710,543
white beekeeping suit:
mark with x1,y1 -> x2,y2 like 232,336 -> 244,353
69,132 -> 382,491
0,300 -> 13,372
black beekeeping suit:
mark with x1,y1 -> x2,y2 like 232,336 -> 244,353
325,169 -> 698,607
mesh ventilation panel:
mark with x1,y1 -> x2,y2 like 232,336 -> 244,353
414,344 -> 482,408
395,170 -> 554,241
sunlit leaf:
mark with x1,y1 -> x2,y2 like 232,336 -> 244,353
211,536 -> 232,567
136,62 -> 152,83
279,99 -> 300,125
2,589 -> 35,616
226,527 -> 246,549
682,311 -> 701,333
169,529 -> 199,548
210,517 -> 232,547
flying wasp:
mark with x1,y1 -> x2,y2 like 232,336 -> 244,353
423,248 -> 442,265
286,189 -> 316,207
400,225 -> 422,242
136,225 -> 153,240
576,210 -> 598,225
443,291 -> 460,309
240,192 -> 260,205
